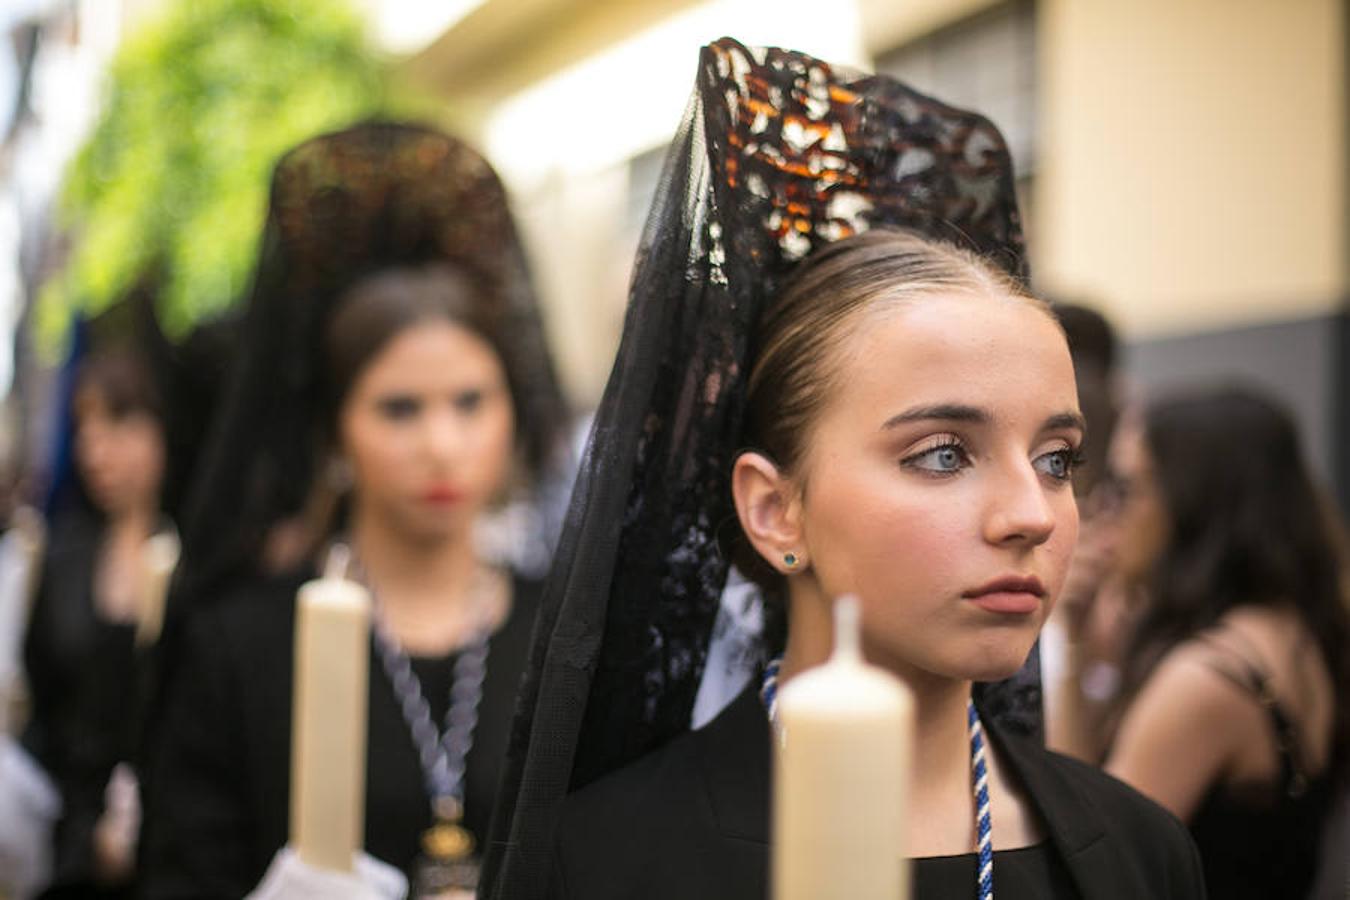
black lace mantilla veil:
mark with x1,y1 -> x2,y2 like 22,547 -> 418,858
483,38 -> 1038,897
173,122 -> 567,601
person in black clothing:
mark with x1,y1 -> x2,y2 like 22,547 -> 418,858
23,287 -> 222,899
24,342 -> 166,899
1055,385 -> 1350,898
481,38 -> 1205,900
138,123 -> 568,898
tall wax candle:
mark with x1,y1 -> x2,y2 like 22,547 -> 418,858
773,596 -> 914,900
135,531 -> 180,648
290,548 -> 371,873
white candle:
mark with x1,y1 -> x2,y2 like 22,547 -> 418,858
773,596 -> 914,900
135,531 -> 180,647
290,547 -> 371,873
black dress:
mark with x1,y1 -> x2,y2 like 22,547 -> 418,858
546,686 -> 1206,900
138,571 -> 540,899
1187,649 -> 1336,899
23,510 -> 139,900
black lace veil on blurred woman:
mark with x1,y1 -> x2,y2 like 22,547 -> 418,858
138,122 -> 572,896
170,123 -> 569,602
481,37 -> 1052,899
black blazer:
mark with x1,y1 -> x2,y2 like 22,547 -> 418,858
549,685 -> 1206,899
139,572 -> 540,900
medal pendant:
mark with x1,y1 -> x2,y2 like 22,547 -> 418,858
414,819 -> 480,898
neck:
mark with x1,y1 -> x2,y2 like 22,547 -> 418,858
106,504 -> 157,539
780,583 -> 980,856
780,611 -> 973,793
349,504 -> 477,611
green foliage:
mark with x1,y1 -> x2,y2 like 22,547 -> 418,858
38,0 -> 394,346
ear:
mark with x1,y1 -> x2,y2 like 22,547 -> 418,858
731,450 -> 806,574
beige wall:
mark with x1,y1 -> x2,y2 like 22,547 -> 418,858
413,0 -> 1347,398
1036,0 -> 1345,337
857,0 -> 1002,54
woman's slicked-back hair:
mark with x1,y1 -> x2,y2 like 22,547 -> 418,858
744,227 -> 1038,476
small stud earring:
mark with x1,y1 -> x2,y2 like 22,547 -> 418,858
783,552 -> 800,569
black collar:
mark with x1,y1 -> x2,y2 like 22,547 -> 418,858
693,684 -> 772,843
692,683 -> 1134,898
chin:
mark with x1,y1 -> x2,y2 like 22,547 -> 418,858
946,634 -> 1039,683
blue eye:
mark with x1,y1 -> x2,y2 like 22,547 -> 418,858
376,396 -> 421,420
1035,448 -> 1083,481
903,441 -> 970,475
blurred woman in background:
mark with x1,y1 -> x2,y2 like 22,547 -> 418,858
22,294 -> 191,899
1054,385 -> 1349,898
138,122 -> 568,899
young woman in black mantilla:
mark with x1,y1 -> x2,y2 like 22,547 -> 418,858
137,123 -> 569,899
481,39 -> 1205,900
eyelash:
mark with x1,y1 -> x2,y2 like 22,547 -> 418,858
377,397 -> 420,419
900,436 -> 970,477
900,438 -> 1086,482
454,389 -> 484,413
375,389 -> 488,420
1036,447 -> 1087,482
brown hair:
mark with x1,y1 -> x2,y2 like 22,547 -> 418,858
324,265 -> 491,416
75,348 -> 163,421
267,263 -> 530,569
734,228 -> 1051,599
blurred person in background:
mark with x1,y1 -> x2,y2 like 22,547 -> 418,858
1051,385 -> 1350,898
1042,302 -> 1130,762
139,122 -> 569,899
20,287 -> 224,899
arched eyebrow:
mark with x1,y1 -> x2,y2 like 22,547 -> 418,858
882,404 -> 988,430
881,404 -> 1087,436
1043,412 -> 1088,435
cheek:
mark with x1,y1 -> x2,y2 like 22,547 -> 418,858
130,428 -> 166,477
341,412 -> 411,482
1116,496 -> 1161,572
472,406 -> 516,489
805,464 -> 968,601
1043,493 -> 1081,598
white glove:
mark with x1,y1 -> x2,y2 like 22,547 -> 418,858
0,734 -> 61,899
245,846 -> 408,900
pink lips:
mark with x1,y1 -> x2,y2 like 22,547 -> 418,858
420,485 -> 465,505
962,575 -> 1045,615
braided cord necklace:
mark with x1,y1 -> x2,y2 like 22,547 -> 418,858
760,656 -> 995,900
364,565 -> 502,894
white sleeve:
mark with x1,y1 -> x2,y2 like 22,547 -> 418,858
245,846 -> 409,900
0,734 -> 61,899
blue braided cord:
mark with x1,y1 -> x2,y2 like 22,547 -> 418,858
760,659 -> 994,900
968,700 -> 994,900
759,656 -> 783,726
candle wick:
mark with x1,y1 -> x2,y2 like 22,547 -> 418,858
832,594 -> 862,663
324,542 -> 353,582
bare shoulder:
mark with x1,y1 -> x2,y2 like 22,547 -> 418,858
1107,638 -> 1257,820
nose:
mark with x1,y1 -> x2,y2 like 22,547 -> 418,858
982,459 -> 1057,548
422,407 -> 465,464
78,429 -> 111,474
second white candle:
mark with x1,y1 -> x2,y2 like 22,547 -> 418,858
773,596 -> 914,900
